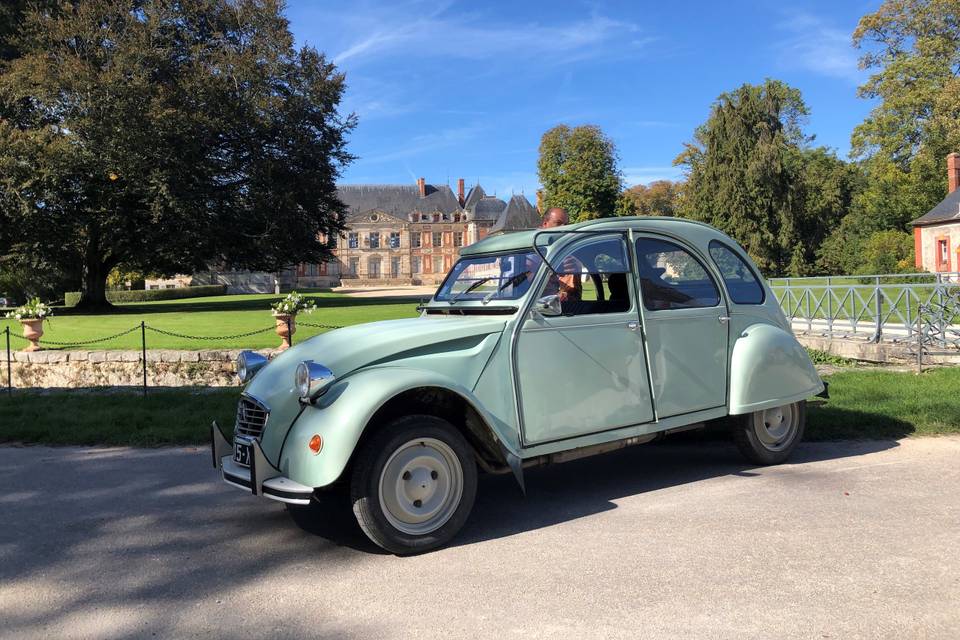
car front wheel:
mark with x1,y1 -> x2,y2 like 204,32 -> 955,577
350,415 -> 477,554
732,400 -> 806,465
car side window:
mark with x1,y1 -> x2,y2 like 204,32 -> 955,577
708,241 -> 765,304
635,238 -> 720,311
538,235 -> 632,316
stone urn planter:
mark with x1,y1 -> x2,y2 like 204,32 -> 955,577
274,313 -> 296,351
19,319 -> 44,352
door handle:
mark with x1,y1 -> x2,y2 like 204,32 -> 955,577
718,316 -> 731,323
627,321 -> 640,331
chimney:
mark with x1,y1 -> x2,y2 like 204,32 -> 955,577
417,177 -> 426,198
457,178 -> 465,206
535,189 -> 543,213
949,153 -> 960,194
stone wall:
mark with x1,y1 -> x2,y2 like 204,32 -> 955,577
795,335 -> 960,365
0,350 -> 265,388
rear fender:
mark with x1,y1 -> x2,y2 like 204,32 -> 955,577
728,323 -> 824,415
277,366 -> 517,489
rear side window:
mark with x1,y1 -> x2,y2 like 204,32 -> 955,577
708,241 -> 764,304
635,238 -> 720,311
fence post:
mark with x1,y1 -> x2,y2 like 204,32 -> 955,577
871,277 -> 883,343
5,326 -> 10,396
141,321 -> 147,397
287,316 -> 293,348
826,277 -> 833,338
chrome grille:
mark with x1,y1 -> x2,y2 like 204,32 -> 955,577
234,396 -> 269,439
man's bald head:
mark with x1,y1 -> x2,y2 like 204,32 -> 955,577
540,207 -> 569,228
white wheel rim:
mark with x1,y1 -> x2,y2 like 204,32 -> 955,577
378,437 -> 463,536
752,403 -> 798,452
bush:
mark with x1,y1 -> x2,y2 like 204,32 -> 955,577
64,284 -> 227,306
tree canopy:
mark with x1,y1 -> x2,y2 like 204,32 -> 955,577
0,0 -> 354,307
851,0 -> 960,230
537,124 -> 622,222
617,180 -> 681,217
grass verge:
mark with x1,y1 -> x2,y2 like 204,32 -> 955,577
1,368 -> 958,446
0,388 -> 240,446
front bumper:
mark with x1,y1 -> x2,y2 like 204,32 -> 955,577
211,421 -> 313,505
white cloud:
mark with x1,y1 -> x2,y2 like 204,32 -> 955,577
359,124 -> 487,164
776,13 -> 862,82
330,3 -> 649,67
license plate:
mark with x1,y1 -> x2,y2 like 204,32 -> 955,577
234,442 -> 251,466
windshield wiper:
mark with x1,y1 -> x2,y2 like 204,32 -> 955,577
482,271 -> 530,304
449,277 -> 494,304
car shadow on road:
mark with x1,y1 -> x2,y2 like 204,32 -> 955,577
286,418 -> 906,553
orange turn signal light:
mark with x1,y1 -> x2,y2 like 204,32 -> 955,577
308,434 -> 322,455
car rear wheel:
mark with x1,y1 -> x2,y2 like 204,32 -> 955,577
733,400 -> 806,465
350,415 -> 477,555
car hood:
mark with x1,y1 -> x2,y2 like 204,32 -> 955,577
244,314 -> 509,412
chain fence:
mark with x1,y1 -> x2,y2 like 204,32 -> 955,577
2,317 -> 344,396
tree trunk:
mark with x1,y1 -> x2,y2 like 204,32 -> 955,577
75,256 -> 113,311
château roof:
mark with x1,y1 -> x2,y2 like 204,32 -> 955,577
337,184 -> 460,217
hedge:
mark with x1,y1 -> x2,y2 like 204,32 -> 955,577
64,284 -> 228,306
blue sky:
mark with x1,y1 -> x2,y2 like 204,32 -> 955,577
287,0 -> 879,198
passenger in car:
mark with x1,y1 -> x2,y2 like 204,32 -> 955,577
539,208 -> 582,303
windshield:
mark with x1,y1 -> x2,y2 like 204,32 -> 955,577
434,251 -> 541,303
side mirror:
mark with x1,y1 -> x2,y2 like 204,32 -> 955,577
534,294 -> 562,317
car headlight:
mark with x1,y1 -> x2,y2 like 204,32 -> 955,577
295,361 -> 336,400
237,350 -> 268,383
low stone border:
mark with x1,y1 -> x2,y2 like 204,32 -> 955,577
0,350 -> 277,388
795,335 -> 960,365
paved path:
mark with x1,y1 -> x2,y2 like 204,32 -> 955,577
2,438 -> 959,639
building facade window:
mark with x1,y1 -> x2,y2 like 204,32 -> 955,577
433,255 -> 443,274
453,232 -> 463,247
432,232 -> 443,247
389,232 -> 401,248
348,232 -> 359,249
391,256 -> 400,278
349,257 -> 359,276
369,232 -> 380,248
411,256 -> 421,273
412,232 -> 422,248
319,262 -> 328,275
368,256 -> 381,278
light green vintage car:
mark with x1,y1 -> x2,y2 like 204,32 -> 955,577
212,217 -> 825,554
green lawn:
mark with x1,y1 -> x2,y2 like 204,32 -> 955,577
2,368 -> 958,446
0,292 -> 420,350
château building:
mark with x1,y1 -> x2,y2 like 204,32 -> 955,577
152,178 -> 540,292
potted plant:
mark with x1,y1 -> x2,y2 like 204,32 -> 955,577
270,291 -> 317,351
6,297 -> 53,352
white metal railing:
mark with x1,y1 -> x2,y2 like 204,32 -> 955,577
768,273 -> 960,345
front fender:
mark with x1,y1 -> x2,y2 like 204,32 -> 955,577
276,366 -> 515,489
728,323 -> 824,415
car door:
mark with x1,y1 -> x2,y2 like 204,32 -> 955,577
634,235 -> 728,418
514,233 -> 655,445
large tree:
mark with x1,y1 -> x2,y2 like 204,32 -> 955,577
675,79 -> 859,276
537,124 -> 622,222
675,80 -> 810,275
0,0 -> 354,308
851,0 -> 960,229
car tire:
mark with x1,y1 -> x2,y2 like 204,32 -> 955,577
732,400 -> 806,465
350,415 -> 477,555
